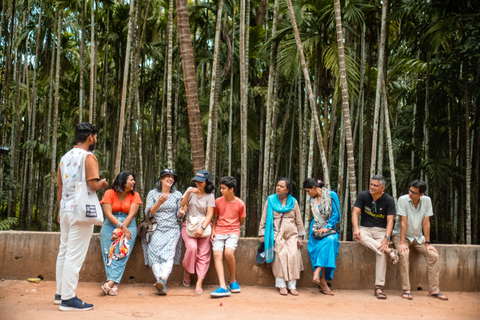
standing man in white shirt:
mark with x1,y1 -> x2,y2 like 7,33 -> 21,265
392,180 -> 448,301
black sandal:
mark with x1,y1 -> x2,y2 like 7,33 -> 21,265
374,287 -> 387,299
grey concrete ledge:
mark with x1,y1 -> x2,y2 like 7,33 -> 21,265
0,231 -> 478,291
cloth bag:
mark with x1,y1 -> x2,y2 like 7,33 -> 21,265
138,215 -> 157,244
72,152 -> 104,226
186,215 -> 211,238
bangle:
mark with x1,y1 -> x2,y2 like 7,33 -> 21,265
117,222 -> 122,228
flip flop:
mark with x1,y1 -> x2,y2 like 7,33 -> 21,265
402,291 -> 413,300
429,292 -> 448,300
194,287 -> 203,295
312,277 -> 322,286
320,289 -> 334,296
389,249 -> 399,265
101,282 -> 111,295
279,287 -> 288,295
183,270 -> 192,287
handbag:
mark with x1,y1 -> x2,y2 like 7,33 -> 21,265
138,214 -> 157,244
186,215 -> 211,238
72,152 -> 104,226
311,227 -> 337,240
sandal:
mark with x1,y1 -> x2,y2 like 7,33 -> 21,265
279,287 -> 288,295
319,282 -> 334,295
388,249 -> 399,265
109,286 -> 118,296
402,291 -> 413,300
101,282 -> 111,295
194,287 -> 203,295
183,271 -> 192,287
374,287 -> 387,299
312,277 -> 321,286
429,292 -> 448,300
289,289 -> 299,296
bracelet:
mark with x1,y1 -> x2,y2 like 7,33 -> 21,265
425,241 -> 431,244
201,225 -> 206,230
117,222 -> 122,228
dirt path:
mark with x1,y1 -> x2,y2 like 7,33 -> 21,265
0,280 -> 478,320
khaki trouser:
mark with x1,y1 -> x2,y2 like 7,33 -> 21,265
392,235 -> 440,292
354,227 -> 388,287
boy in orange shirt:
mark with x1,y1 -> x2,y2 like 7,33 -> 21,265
210,176 -> 246,298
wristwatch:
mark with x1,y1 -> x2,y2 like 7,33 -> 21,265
201,225 -> 206,230
384,235 -> 391,240
425,241 -> 431,244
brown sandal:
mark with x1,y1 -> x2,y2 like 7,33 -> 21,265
289,289 -> 299,296
374,287 -> 387,299
279,287 -> 288,295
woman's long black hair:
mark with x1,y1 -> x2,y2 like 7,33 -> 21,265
190,180 -> 215,194
112,171 -> 135,195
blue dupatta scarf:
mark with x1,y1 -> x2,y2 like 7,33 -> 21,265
264,193 -> 296,263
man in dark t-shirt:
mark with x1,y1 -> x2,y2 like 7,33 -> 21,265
352,174 -> 398,299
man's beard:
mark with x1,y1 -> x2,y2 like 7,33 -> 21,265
88,142 -> 96,151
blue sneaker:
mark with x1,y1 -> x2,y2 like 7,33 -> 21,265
155,279 -> 167,295
59,296 -> 94,311
54,294 -> 61,305
229,281 -> 241,293
210,286 -> 231,298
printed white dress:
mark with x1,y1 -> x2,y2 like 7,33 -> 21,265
142,189 -> 183,266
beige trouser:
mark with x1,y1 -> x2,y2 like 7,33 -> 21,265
354,227 -> 388,287
392,235 -> 440,292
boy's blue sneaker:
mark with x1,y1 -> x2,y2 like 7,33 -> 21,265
54,294 -> 61,305
210,286 -> 231,298
59,296 -> 94,311
229,281 -> 241,293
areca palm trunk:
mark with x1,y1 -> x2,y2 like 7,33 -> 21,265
206,0 -> 224,175
286,0 -> 330,187
89,0 -> 95,122
298,76 -> 305,213
333,0 -> 357,206
166,0 -> 175,169
262,0 -> 279,205
465,78 -> 471,244
47,11 -> 63,231
239,0 -> 247,202
79,0 -> 86,122
370,0 -> 388,179
382,78 -> 397,202
228,7 -> 235,176
114,0 -> 136,175
177,0 -> 205,172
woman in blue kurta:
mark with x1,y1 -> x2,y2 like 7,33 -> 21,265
303,178 -> 340,295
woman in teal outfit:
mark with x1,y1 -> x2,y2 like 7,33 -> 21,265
303,178 -> 340,295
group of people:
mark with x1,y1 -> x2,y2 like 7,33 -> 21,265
54,122 -> 447,312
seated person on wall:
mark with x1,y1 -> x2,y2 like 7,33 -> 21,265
100,171 -> 142,296
210,176 -> 246,298
392,180 -> 448,301
303,178 -> 341,296
352,174 -> 399,299
259,177 -> 305,296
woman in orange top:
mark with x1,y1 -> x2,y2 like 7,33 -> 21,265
99,171 -> 142,296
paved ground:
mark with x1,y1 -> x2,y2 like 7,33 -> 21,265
0,280 -> 479,320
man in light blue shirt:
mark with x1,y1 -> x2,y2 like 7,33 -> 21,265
392,180 -> 448,301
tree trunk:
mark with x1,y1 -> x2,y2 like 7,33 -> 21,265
176,0 -> 206,172
369,0 -> 389,179
298,76 -> 305,213
465,77 -> 471,244
228,7 -> 235,176
286,0 -> 330,187
382,78 -> 397,202
114,0 -> 136,176
261,0 -> 279,206
239,0 -> 248,209
89,0 -> 95,122
333,0 -> 357,205
47,11 -> 63,231
166,0 -> 175,169
205,0 -> 224,174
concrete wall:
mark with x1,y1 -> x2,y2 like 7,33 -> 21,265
0,231 -> 479,291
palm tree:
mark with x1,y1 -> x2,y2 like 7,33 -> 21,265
176,0 -> 205,172
333,0 -> 357,206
